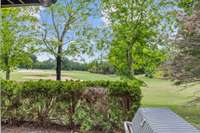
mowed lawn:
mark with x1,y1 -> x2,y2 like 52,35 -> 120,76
0,69 -> 200,129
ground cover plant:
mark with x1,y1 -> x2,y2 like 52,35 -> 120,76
1,79 -> 142,132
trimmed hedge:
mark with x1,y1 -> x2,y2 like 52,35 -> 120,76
1,79 -> 142,132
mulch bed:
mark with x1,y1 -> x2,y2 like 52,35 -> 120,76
1,122 -> 104,133
2,126 -> 71,133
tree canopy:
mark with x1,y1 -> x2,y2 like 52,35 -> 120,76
102,0 -> 167,79
38,0 -> 101,80
0,7 -> 38,80
172,1 -> 200,83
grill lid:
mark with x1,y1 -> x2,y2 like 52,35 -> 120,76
132,108 -> 200,133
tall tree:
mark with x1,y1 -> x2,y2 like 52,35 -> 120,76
39,0 -> 98,80
0,8 -> 38,80
172,1 -> 200,83
103,0 -> 166,79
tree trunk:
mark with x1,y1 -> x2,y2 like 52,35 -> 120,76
6,69 -> 10,80
126,44 -> 133,79
56,45 -> 62,80
4,55 -> 10,80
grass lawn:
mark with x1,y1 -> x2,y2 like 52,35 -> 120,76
0,69 -> 120,81
0,69 -> 200,129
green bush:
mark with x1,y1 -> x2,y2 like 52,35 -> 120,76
1,79 -> 142,131
1,80 -> 21,123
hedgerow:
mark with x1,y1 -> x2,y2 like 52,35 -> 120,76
1,79 -> 142,132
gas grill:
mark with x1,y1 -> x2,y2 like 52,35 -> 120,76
124,108 -> 200,133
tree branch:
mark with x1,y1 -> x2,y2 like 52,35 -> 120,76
42,30 -> 57,57
50,8 -> 60,39
60,12 -> 77,41
60,17 -> 71,41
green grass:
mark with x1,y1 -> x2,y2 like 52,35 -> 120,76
62,70 -> 120,81
0,69 -> 200,129
0,69 -> 120,81
140,76 -> 199,106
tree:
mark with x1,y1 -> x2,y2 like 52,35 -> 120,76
102,0 -> 166,79
172,1 -> 200,83
0,8 -> 37,80
19,54 -> 38,69
39,0 -> 98,80
168,0 -> 200,104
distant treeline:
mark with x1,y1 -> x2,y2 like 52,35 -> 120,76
19,55 -> 145,75
18,55 -> 116,74
88,60 -> 116,74
19,55 -> 88,71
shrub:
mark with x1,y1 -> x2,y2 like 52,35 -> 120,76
1,79 -> 142,131
1,80 -> 21,123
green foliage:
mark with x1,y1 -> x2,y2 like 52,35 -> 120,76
39,0 -> 101,80
1,80 -> 21,122
172,1 -> 200,84
178,0 -> 196,13
1,79 -> 142,131
103,0 -> 167,79
0,8 -> 38,80
40,0 -> 98,56
171,1 -> 200,105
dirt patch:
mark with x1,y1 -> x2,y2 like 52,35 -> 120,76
2,126 -> 71,133
1,123 -> 104,133
2,126 -> 105,133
